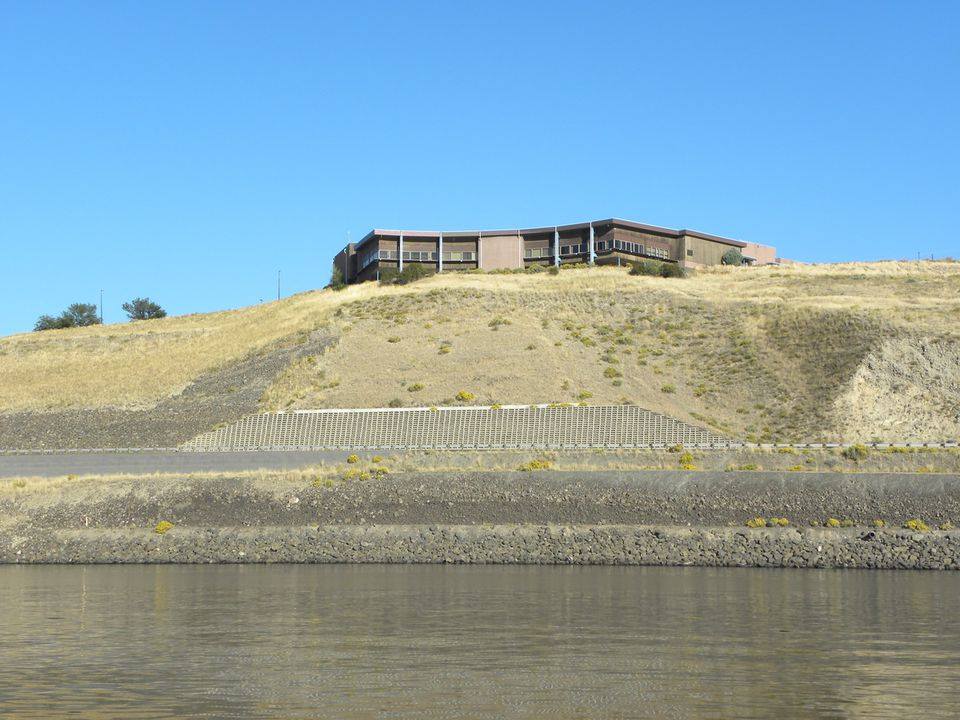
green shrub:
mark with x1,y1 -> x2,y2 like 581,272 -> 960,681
547,265 -> 560,275
154,520 -> 174,535
871,519 -> 886,528
346,454 -> 360,464
603,367 -> 621,379
455,390 -> 476,402
388,398 -> 403,408
387,336 -> 401,343
660,384 -> 676,394
745,517 -> 766,528
721,248 -> 744,266
122,297 -> 166,320
939,522 -> 954,531
518,458 -> 553,471
379,264 -> 433,286
903,519 -> 930,532
34,302 -> 101,331
627,259 -> 685,278
841,444 -> 869,461
329,265 -> 347,291
824,518 -> 842,528
407,383 -> 424,392
659,262 -> 686,278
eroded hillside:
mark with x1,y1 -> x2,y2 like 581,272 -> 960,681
1,262 -> 958,446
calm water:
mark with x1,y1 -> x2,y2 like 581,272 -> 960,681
1,566 -> 959,719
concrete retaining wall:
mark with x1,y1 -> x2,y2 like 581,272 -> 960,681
180,405 -> 726,451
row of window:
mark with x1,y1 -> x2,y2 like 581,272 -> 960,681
359,247 -> 379,270
604,239 -> 671,260
375,249 -> 477,263
524,243 -> 591,259
363,239 -> 670,270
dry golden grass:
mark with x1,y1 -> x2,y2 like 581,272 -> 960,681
2,261 -> 958,441
0,279 -> 403,411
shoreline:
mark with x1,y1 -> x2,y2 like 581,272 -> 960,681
3,524 -> 958,568
3,469 -> 958,568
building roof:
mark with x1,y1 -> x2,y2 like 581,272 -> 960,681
353,218 -> 756,250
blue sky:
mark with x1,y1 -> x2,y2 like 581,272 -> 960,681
1,1 -> 958,335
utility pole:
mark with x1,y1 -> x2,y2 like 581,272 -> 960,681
277,270 -> 281,301
99,289 -> 103,323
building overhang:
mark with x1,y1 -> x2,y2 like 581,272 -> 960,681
352,218 -> 752,251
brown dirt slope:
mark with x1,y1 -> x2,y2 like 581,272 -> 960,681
1,262 -> 958,446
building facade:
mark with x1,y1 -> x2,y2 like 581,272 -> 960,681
334,218 -> 777,284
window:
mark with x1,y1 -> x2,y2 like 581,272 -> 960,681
443,251 -> 476,262
560,243 -> 587,256
611,239 -> 644,255
686,249 -> 694,257
359,247 -> 381,270
401,250 -> 436,262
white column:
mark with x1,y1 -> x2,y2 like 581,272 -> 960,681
589,223 -> 596,264
554,227 -> 560,267
438,232 -> 443,272
398,233 -> 404,272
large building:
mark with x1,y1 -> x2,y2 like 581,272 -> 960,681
334,217 -> 777,284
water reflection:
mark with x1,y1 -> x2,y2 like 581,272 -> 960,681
1,566 -> 958,718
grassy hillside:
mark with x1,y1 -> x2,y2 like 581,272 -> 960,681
1,262 -> 959,444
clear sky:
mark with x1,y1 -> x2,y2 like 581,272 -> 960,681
1,1 -> 958,336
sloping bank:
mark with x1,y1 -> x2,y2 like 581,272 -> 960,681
2,470 -> 958,568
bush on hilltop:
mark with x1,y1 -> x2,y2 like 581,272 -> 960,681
34,302 -> 101,331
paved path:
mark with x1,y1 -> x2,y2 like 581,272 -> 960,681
0,450 -> 389,478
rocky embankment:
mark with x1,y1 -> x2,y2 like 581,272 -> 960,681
2,470 -> 958,567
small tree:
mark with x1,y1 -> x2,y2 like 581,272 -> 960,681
721,248 -> 744,266
329,265 -> 346,291
122,297 -> 166,320
34,302 -> 101,331
34,314 -> 69,331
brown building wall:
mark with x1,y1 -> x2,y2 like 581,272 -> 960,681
443,240 -> 476,253
681,235 -> 730,267
742,241 -> 777,265
480,234 -> 522,270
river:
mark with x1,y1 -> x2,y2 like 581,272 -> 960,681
1,565 -> 958,718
